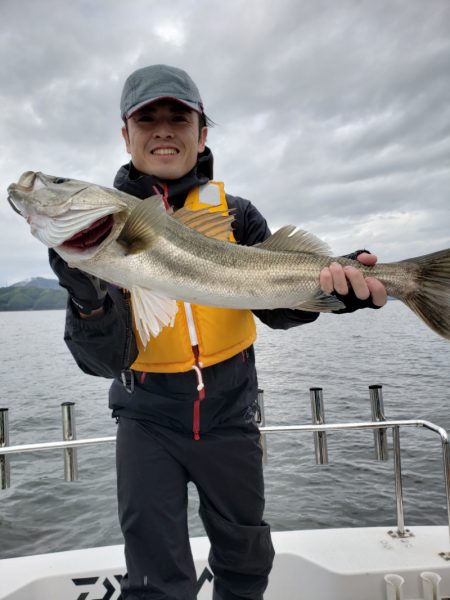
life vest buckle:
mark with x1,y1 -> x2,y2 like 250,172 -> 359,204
121,369 -> 135,394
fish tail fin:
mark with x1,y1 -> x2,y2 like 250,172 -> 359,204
398,248 -> 450,340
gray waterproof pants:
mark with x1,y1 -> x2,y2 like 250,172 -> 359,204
116,417 -> 274,600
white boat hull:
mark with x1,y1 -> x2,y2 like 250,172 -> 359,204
2,526 -> 450,599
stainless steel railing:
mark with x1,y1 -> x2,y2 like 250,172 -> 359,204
310,387 -> 328,464
61,402 -> 78,482
370,384 -> 388,461
0,408 -> 10,489
261,419 -> 450,545
1,390 -> 450,550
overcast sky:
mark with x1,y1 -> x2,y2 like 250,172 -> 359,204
1,0 -> 449,285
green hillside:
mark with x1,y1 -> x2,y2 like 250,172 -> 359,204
0,286 -> 67,311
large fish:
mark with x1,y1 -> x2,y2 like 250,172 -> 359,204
7,171 -> 450,344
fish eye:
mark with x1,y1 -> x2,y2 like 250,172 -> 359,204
53,178 -> 68,184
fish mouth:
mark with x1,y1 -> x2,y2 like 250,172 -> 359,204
7,172 -> 37,214
7,195 -> 23,215
60,214 -> 114,251
8,171 -> 73,216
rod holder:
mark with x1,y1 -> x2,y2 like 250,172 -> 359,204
62,402 -> 78,482
0,408 -> 10,489
421,571 -> 442,599
369,384 -> 388,461
310,388 -> 328,465
384,573 -> 405,600
256,389 -> 268,465
392,425 -> 406,537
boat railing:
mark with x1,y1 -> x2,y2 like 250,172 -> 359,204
1,386 -> 450,555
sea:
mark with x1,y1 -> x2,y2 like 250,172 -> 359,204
0,302 -> 449,559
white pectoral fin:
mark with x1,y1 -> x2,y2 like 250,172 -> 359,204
130,286 -> 178,346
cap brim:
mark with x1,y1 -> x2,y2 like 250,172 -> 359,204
124,96 -> 203,120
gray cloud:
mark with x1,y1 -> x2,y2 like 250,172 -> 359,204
1,0 -> 449,283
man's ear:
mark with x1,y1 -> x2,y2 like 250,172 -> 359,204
198,126 -> 208,153
121,125 -> 131,154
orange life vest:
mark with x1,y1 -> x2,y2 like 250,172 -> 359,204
130,182 -> 257,373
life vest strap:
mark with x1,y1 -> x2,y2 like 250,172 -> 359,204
192,346 -> 205,440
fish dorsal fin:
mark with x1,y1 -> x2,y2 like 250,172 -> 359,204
173,206 -> 235,241
130,286 -> 178,345
117,195 -> 167,255
257,226 -> 330,256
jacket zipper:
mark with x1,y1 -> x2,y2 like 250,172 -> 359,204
121,289 -> 134,369
152,183 -> 171,210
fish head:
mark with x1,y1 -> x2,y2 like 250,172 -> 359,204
8,171 -> 132,259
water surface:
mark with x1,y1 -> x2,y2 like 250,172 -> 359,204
0,303 -> 449,558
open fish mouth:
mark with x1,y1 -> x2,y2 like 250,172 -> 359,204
60,214 -> 114,250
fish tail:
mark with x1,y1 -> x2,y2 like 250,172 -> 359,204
397,248 -> 450,340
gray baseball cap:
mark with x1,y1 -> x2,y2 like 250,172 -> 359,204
120,64 -> 204,120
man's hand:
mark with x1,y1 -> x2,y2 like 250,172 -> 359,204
320,252 -> 387,308
49,249 -> 108,317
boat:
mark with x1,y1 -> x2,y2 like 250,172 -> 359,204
1,386 -> 450,600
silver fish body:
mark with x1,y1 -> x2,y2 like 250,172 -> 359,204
8,171 -> 450,343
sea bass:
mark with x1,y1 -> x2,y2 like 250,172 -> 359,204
7,171 -> 450,344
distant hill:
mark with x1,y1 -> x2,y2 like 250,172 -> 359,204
0,278 -> 67,311
9,277 -> 60,290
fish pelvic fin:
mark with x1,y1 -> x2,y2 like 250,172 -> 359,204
130,286 -> 178,346
294,291 -> 346,312
256,226 -> 331,255
117,195 -> 167,255
173,206 -> 235,241
397,248 -> 450,341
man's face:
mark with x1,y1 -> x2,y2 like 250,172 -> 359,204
122,100 -> 208,180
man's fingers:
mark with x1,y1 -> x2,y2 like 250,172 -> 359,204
343,266 -> 370,300
320,262 -> 349,295
319,267 -> 333,295
320,260 -> 388,305
329,262 -> 349,295
366,277 -> 388,307
356,252 -> 378,266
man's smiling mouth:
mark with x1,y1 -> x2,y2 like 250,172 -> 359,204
151,148 -> 179,155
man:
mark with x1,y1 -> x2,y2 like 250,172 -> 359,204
50,64 -> 386,600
